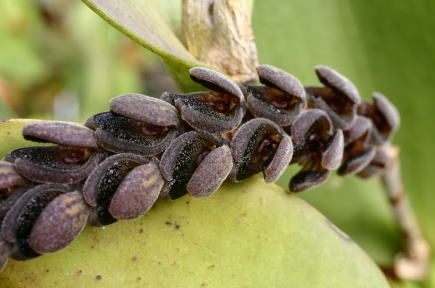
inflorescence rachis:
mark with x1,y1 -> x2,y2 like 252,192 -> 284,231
0,65 -> 401,273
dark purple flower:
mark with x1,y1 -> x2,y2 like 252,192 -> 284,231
290,109 -> 344,192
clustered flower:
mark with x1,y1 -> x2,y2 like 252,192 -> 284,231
0,65 -> 400,272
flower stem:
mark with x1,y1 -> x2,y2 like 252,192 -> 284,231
381,144 -> 430,281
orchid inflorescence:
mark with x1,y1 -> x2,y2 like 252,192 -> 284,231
0,65 -> 400,272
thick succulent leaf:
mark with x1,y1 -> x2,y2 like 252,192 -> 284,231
81,0 -> 204,90
0,119 -> 42,159
254,0 -> 435,285
0,177 -> 388,287
0,120 -> 387,286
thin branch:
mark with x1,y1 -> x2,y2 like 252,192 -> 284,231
381,144 -> 430,281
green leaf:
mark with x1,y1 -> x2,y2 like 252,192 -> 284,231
81,0 -> 203,90
0,119 -> 388,287
253,0 -> 435,285
0,177 -> 389,287
0,119 -> 42,158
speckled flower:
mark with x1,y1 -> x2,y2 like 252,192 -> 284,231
289,109 -> 344,192
162,67 -> 246,133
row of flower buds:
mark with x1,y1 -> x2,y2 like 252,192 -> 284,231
0,65 -> 400,272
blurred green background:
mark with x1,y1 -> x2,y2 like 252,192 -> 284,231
0,0 -> 434,286
0,0 -> 179,120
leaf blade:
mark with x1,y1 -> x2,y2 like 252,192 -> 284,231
0,177 -> 389,287
0,119 -> 41,158
81,0 -> 203,75
254,0 -> 435,284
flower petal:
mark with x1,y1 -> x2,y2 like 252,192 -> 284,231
110,93 -> 179,127
321,129 -> 344,170
9,147 -> 105,184
344,116 -> 372,144
23,121 -> 97,148
257,65 -> 306,100
1,184 -> 74,259
82,153 -> 150,225
291,109 -> 332,145
0,237 -> 11,273
264,134 -> 293,182
230,118 -> 289,182
86,112 -> 178,156
189,67 -> 244,103
357,146 -> 391,178
289,169 -> 330,193
338,148 -> 376,176
29,191 -> 90,254
160,132 -> 227,200
109,162 -> 163,220
175,92 -> 245,133
0,161 -> 27,192
187,145 -> 233,198
315,65 -> 360,104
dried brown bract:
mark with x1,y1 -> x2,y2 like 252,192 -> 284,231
358,92 -> 400,145
162,67 -> 245,133
160,131 -> 233,199
5,121 -> 105,184
1,184 -> 87,260
338,116 -> 376,175
83,153 -> 163,225
230,118 -> 293,183
290,109 -> 344,192
306,66 -> 361,130
245,65 -> 306,127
